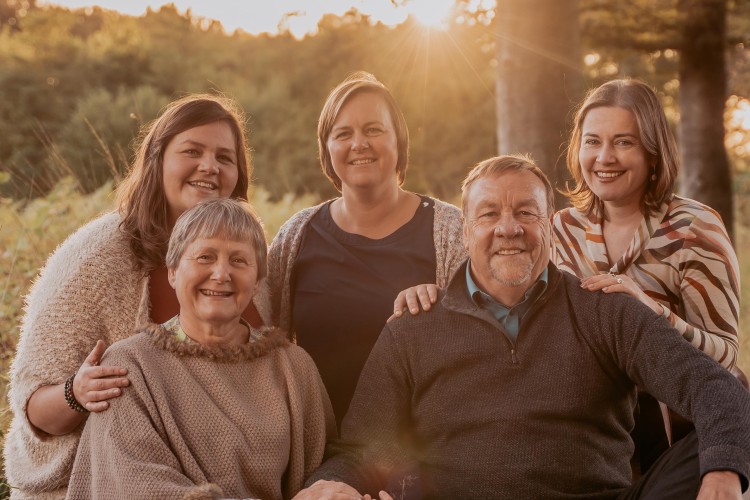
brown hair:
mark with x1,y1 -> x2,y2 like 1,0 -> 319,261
462,154 -> 555,216
166,198 -> 267,281
317,71 -> 409,191
117,94 -> 250,272
563,79 -> 679,217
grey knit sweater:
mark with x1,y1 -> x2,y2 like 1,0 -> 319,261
308,262 -> 750,499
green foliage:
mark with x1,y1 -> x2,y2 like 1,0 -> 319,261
0,5 -> 496,203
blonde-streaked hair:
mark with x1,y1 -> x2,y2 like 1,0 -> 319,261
317,71 -> 409,191
563,79 -> 679,217
117,94 -> 251,273
166,198 -> 267,281
461,154 -> 555,216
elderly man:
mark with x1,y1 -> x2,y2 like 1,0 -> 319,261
296,155 -> 750,500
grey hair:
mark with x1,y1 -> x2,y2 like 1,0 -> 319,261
166,198 -> 267,280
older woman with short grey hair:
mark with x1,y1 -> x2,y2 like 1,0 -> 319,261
67,198 -> 335,500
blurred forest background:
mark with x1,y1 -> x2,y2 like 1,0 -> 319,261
1,0 -> 749,495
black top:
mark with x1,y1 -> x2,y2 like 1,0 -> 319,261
291,196 -> 437,425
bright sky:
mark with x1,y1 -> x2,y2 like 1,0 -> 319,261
41,0 -> 473,37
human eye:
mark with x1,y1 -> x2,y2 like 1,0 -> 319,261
195,253 -> 215,263
517,210 -> 540,222
231,256 -> 249,265
615,139 -> 634,147
365,126 -> 383,135
217,153 -> 235,164
582,137 -> 599,146
334,130 -> 351,140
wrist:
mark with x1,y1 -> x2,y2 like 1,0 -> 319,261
64,373 -> 88,413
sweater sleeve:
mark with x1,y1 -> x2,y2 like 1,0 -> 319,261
4,213 -> 138,494
305,325 -> 414,496
66,346 -> 224,500
593,290 -> 750,490
660,208 -> 740,369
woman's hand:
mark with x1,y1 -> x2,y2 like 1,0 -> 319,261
26,339 -> 130,435
580,273 -> 663,315
392,284 -> 439,319
73,340 -> 130,412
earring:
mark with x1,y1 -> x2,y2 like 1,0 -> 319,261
651,172 -> 657,181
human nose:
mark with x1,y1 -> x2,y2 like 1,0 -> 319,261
351,132 -> 369,152
596,142 -> 615,164
210,259 -> 231,282
493,213 -> 523,238
198,155 -> 220,174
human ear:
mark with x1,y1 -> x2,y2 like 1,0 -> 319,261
167,267 -> 177,289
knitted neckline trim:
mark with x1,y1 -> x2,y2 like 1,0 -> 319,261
143,323 -> 289,363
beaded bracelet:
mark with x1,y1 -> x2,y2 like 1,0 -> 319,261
64,373 -> 88,413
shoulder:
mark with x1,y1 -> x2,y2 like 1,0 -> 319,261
100,331 -> 154,367
273,202 -> 329,241
430,197 -> 462,223
280,342 -> 319,372
427,196 -> 464,243
553,206 -> 589,230
663,196 -> 727,229
43,211 -> 129,269
21,211 -> 136,323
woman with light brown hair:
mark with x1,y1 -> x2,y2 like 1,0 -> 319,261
555,78 -> 739,370
268,71 -> 466,426
554,78 -> 742,469
4,94 -> 270,498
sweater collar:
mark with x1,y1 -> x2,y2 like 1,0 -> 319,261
443,258 -> 562,320
144,322 -> 289,363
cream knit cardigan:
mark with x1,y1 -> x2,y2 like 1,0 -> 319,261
3,212 -> 272,499
268,197 -> 467,333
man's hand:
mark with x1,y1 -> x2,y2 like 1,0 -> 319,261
697,470 -> 742,500
292,480 -> 365,500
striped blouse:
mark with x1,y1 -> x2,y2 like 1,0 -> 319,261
553,195 -> 740,369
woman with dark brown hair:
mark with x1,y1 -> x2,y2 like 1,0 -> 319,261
4,94 -> 269,499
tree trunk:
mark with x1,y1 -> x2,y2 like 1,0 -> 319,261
678,0 -> 734,240
495,0 -> 583,210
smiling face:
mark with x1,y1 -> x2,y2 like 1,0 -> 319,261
579,106 -> 652,213
168,237 -> 258,329
162,121 -> 239,225
463,170 -> 552,305
326,91 -> 399,192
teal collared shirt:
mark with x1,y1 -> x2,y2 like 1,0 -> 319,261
465,260 -> 548,343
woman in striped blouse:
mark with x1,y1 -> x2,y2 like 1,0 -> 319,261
554,78 -> 739,370
554,78 -> 741,469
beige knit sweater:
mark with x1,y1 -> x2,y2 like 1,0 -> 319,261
268,197 -> 467,332
66,325 -> 335,500
4,212 -> 272,499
